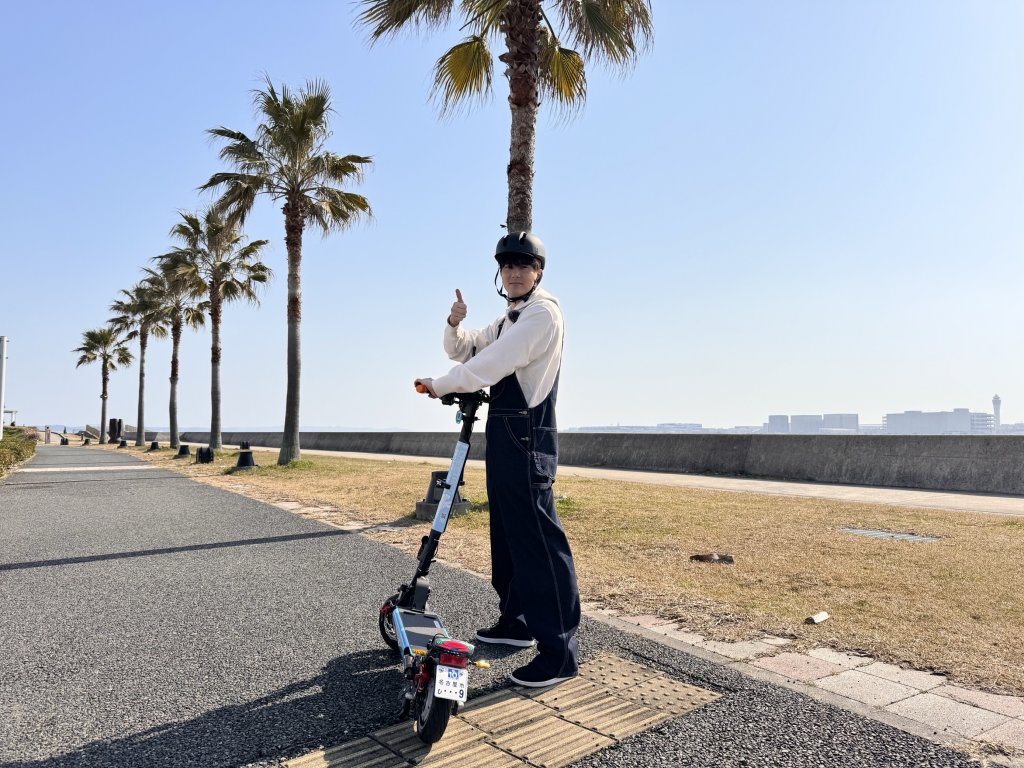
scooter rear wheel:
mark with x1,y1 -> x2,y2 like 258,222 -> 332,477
415,676 -> 452,744
379,595 -> 400,652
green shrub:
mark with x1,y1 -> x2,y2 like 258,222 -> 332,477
0,427 -> 37,476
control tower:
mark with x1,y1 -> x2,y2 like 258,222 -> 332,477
993,394 -> 1001,430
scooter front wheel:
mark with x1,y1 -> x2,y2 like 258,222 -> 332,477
415,677 -> 452,744
378,595 -> 400,652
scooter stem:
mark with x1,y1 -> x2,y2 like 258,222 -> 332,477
406,391 -> 487,601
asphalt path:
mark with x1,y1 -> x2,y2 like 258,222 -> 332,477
0,446 -> 979,767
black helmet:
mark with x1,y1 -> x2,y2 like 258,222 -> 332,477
495,231 -> 546,269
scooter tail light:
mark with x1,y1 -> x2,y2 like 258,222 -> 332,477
439,652 -> 468,669
437,639 -> 472,653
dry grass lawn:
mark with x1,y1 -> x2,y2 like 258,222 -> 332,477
102,442 -> 1023,696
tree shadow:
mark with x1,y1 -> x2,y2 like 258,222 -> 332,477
4,649 -> 413,768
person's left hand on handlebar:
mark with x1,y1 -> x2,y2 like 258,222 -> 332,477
414,378 -> 439,398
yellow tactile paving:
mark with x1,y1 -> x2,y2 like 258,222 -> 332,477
285,654 -> 721,768
285,737 -> 407,768
519,676 -> 609,712
616,674 -> 722,716
457,689 -> 553,735
370,716 -> 526,766
414,741 -> 525,767
577,655 -> 662,690
558,695 -> 671,739
487,714 -> 614,768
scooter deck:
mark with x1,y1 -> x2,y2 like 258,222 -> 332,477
397,607 -> 448,653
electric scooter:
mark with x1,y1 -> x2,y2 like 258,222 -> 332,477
377,385 -> 490,743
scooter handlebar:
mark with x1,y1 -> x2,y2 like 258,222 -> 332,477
414,382 -> 489,407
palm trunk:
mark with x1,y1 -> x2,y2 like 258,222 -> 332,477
502,0 -> 541,232
135,327 -> 148,446
169,314 -> 182,449
278,199 -> 305,465
99,361 -> 109,444
210,287 -> 223,450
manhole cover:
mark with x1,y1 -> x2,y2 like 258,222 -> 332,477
840,527 -> 940,543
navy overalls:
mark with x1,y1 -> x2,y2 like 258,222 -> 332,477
485,356 -> 581,677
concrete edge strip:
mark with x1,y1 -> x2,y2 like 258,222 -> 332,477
590,613 -> 1024,766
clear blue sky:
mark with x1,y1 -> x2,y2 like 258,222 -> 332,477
2,1 -> 1022,432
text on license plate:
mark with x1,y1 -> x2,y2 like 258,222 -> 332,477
434,665 -> 468,702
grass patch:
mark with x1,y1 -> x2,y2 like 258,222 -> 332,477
1,426 -> 37,477
98,441 -> 1024,695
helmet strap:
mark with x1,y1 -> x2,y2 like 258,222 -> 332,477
494,269 -> 542,304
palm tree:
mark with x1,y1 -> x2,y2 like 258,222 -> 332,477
74,327 -> 133,444
141,267 -> 207,449
200,78 -> 372,465
358,0 -> 652,231
110,281 -> 168,446
157,209 -> 270,450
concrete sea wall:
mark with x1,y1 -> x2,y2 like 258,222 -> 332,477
176,432 -> 1024,496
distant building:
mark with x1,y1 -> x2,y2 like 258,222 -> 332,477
823,413 -> 859,431
883,408 -> 994,435
656,423 -> 703,432
993,395 -> 1001,429
972,412 -> 995,433
766,415 -> 790,434
790,415 -> 824,434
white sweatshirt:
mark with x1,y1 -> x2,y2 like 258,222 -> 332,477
432,288 -> 563,408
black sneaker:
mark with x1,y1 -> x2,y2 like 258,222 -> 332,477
510,657 -> 578,688
474,621 -> 535,647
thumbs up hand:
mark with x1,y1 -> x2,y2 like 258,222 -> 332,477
448,289 -> 467,327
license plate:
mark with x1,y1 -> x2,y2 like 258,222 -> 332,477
434,665 -> 468,702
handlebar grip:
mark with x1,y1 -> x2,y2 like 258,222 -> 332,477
415,383 -> 428,393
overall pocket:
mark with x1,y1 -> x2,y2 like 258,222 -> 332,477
498,416 -> 531,457
530,426 -> 558,487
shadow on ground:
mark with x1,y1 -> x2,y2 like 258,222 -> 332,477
7,650 -> 409,768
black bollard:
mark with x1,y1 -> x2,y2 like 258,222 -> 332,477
83,438 -> 91,446
234,450 -> 257,470
196,447 -> 214,464
118,439 -> 128,448
175,444 -> 190,458
148,441 -> 160,451
239,440 -> 251,450
414,470 -> 470,521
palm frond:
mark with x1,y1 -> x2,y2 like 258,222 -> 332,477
208,127 -> 253,144
458,0 -> 505,35
554,0 -> 653,66
214,178 -> 263,227
184,305 -> 208,328
236,239 -> 271,265
109,280 -> 169,339
539,29 -> 587,114
309,153 -> 373,186
305,188 -> 373,235
432,36 -> 494,115
114,346 -> 134,367
357,0 -> 454,40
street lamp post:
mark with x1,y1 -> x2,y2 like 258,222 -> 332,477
0,336 -> 9,430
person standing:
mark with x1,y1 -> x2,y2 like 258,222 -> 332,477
415,231 -> 580,688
